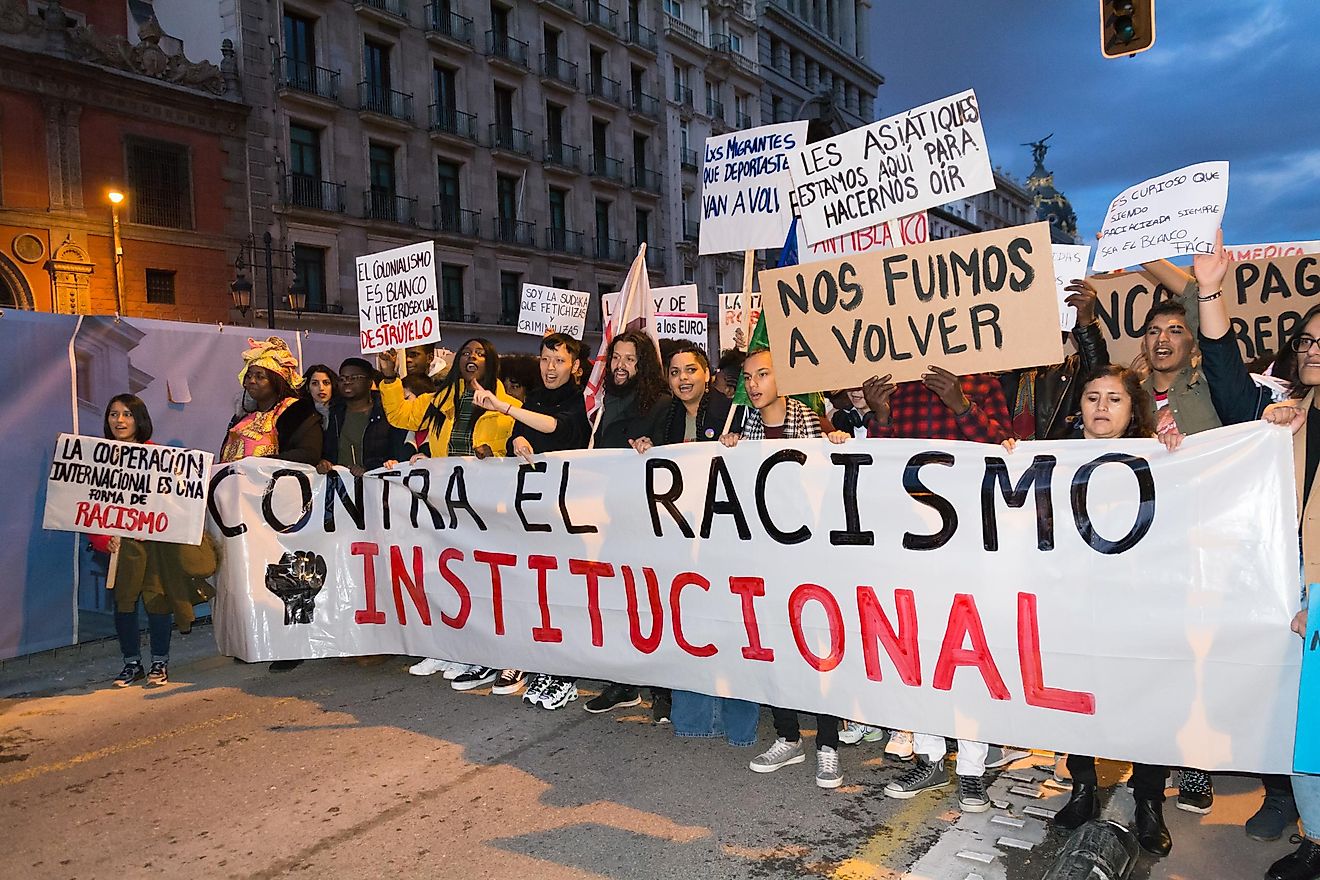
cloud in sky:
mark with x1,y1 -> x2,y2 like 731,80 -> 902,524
869,0 -> 1320,247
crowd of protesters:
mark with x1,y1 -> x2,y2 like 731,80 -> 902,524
87,230 -> 1319,880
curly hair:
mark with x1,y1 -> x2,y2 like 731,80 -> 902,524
1077,364 -> 1156,438
606,329 -> 666,413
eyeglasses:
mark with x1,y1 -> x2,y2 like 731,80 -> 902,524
339,374 -> 372,383
1291,336 -> 1320,353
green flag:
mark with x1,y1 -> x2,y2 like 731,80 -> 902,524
732,309 -> 825,416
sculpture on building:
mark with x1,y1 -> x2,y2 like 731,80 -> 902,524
1023,135 -> 1080,244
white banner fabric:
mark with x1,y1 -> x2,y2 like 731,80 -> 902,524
208,422 -> 1300,772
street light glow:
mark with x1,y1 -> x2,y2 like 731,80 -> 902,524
107,190 -> 125,205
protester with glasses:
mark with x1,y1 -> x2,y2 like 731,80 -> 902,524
317,358 -> 405,477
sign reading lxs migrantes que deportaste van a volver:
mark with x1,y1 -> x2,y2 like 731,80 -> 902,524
700,121 -> 809,255
356,240 -> 441,355
44,434 -> 213,545
207,423 -> 1300,772
756,222 -> 1063,396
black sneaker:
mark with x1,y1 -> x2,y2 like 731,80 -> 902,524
1177,769 -> 1214,814
146,660 -> 168,686
450,666 -> 499,691
958,774 -> 990,812
490,669 -> 525,695
114,661 -> 144,687
651,688 -> 672,723
584,683 -> 641,713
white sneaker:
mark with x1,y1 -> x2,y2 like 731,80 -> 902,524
442,661 -> 469,681
523,673 -> 550,705
538,677 -> 578,710
839,723 -> 866,745
409,657 -> 449,676
816,746 -> 843,788
749,737 -> 807,773
884,730 -> 915,760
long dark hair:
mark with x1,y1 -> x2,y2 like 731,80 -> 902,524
433,337 -> 500,411
1077,365 -> 1156,438
103,393 -> 153,443
1273,304 -> 1320,392
606,329 -> 666,413
302,363 -> 339,403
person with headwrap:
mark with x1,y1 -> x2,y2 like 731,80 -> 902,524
220,337 -> 323,466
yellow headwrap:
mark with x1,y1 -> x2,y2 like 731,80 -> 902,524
238,337 -> 303,390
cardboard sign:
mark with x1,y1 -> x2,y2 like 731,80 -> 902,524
719,291 -> 762,353
757,222 -> 1063,395
796,211 -> 929,261
44,434 -> 213,545
602,284 -> 697,325
1229,241 -> 1320,262
788,89 -> 993,246
1052,245 -> 1093,331
699,121 -> 810,255
356,240 -> 440,354
1094,254 -> 1320,366
654,313 -> 709,354
517,284 -> 590,338
1092,162 -> 1229,272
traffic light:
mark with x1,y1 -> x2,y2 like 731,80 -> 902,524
1100,0 -> 1155,58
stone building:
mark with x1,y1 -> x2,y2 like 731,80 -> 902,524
928,170 -> 1036,240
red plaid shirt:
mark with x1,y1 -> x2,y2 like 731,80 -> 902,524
865,373 -> 1012,443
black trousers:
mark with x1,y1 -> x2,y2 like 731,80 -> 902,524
1068,754 -> 1166,802
771,707 -> 840,750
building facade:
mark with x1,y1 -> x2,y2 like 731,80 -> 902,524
928,170 -> 1035,240
0,0 -> 249,323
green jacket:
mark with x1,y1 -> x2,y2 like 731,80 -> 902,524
1139,279 -> 1222,436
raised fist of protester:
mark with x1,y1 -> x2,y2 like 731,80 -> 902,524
861,374 -> 896,422
1263,401 -> 1307,435
1192,228 -> 1231,293
922,365 -> 970,415
1064,279 -> 1099,326
377,349 -> 398,379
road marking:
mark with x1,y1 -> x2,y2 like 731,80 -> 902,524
830,787 -> 949,879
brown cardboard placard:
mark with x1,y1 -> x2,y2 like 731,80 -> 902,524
756,221 -> 1064,395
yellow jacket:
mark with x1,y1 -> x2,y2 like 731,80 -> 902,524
379,376 -> 520,457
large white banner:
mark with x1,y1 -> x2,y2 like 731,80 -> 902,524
700,121 -> 810,255
208,423 -> 1300,772
1092,161 -> 1229,272
45,434 -> 213,545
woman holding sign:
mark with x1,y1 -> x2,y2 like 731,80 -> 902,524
92,395 -> 216,688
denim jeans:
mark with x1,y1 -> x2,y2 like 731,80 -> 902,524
671,690 -> 759,746
115,608 -> 172,663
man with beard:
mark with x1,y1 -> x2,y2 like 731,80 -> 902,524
583,329 -> 668,714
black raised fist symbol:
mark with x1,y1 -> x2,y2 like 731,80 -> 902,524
264,551 -> 326,625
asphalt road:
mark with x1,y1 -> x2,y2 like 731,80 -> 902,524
0,628 -> 1296,880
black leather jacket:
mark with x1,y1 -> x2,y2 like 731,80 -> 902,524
1000,321 -> 1110,440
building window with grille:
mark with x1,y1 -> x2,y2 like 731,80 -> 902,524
441,263 -> 465,321
125,139 -> 193,229
144,269 -> 176,304
663,0 -> 683,19
293,245 -> 327,311
437,160 -> 462,229
499,271 -> 520,324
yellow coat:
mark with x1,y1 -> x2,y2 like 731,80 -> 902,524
379,377 -> 520,457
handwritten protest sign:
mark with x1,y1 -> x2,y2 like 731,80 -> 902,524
1052,245 -> 1092,331
700,121 -> 809,255
719,291 -> 762,353
1092,162 -> 1229,272
44,434 -> 213,545
757,222 -> 1062,395
1092,253 -> 1320,366
356,240 -> 439,354
797,212 -> 929,261
654,313 -> 709,354
1229,241 -> 1320,262
603,284 -> 697,325
517,284 -> 590,338
1296,586 -> 1320,773
788,90 -> 993,246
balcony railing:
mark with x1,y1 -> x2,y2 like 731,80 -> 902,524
632,167 -> 662,193
539,54 -> 579,87
736,111 -> 752,129
590,153 -> 624,183
542,139 -> 582,170
544,227 -> 585,255
672,83 -> 693,107
663,13 -> 705,48
424,4 -> 474,45
429,105 -> 477,139
355,0 -> 408,21
629,90 -> 660,118
705,97 -> 724,121
537,0 -> 575,11
625,20 -> 658,52
680,148 -> 699,170
489,124 -> 534,156
645,245 -> 666,271
358,83 -> 414,121
493,218 -> 536,247
583,0 -> 618,32
586,73 -> 622,104
364,191 -> 417,225
282,175 -> 346,212
432,205 -> 482,237
595,237 -> 629,263
683,219 -> 699,240
485,30 -> 530,67
276,57 -> 340,101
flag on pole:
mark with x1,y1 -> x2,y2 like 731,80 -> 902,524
584,243 -> 656,416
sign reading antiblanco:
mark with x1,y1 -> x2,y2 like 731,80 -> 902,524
45,434 -> 213,545
719,291 -> 762,353
757,222 -> 1063,395
797,211 -> 930,262
700,121 -> 810,255
789,90 -> 993,246
208,423 -> 1300,772
1092,253 -> 1320,366
1092,161 -> 1229,272
1052,244 -> 1092,332
518,284 -> 590,338
357,240 -> 440,354
654,313 -> 709,354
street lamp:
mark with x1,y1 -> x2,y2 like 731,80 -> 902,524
230,251 -> 253,317
287,277 -> 306,328
107,189 -> 126,315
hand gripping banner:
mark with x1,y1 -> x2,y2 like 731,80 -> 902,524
207,422 -> 1301,773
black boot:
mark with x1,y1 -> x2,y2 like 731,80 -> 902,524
1052,782 -> 1100,830
1267,838 -> 1320,880
1134,797 -> 1172,856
